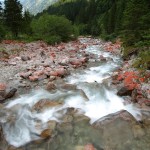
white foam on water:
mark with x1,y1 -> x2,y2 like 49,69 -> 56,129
3,106 -> 40,147
67,63 -> 118,84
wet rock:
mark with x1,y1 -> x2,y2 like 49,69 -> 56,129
117,87 -> 133,96
32,99 -> 63,112
47,120 -> 57,130
46,82 -> 56,91
132,124 -> 145,138
21,56 -> 30,61
60,84 -> 77,91
100,55 -> 107,61
62,115 -> 73,123
93,110 -> 136,128
7,146 -> 23,150
78,89 -> 89,101
4,88 -> 17,99
93,110 -> 137,149
40,129 -> 52,138
57,122 -> 73,133
74,113 -> 90,123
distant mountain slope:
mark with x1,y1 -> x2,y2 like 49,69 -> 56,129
20,0 -> 59,15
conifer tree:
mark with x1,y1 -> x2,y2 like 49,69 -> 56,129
4,0 -> 23,37
23,10 -> 32,34
0,2 -> 3,21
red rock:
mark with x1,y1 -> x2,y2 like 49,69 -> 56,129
50,52 -> 56,58
45,67 -> 52,72
20,72 -> 32,79
84,144 -> 95,150
49,71 -> 58,77
80,57 -> 89,63
57,45 -> 65,50
38,75 -> 47,80
33,70 -> 44,76
55,68 -> 68,77
70,58 -> 81,66
29,75 -> 39,82
0,83 -> 6,91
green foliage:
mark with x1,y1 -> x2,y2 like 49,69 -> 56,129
31,14 -> 74,44
0,24 -> 6,42
72,25 -> 79,39
4,0 -> 23,37
44,35 -> 62,45
76,24 -> 88,35
133,50 -> 150,70
0,1 -> 3,21
123,0 -> 150,46
101,33 -> 117,41
22,11 -> 32,35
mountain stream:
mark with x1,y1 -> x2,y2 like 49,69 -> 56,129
1,38 -> 150,150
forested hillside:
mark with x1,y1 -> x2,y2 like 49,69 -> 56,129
39,0 -> 150,43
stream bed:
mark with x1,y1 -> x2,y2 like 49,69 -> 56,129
0,38 -> 150,150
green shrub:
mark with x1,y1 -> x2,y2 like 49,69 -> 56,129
44,35 -> 61,45
77,24 -> 88,35
101,33 -> 117,41
31,14 -> 74,44
71,25 -> 79,40
133,50 -> 150,70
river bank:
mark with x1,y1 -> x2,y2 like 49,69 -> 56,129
0,37 -> 150,150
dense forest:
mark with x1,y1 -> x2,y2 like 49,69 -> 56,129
38,0 -> 150,46
0,0 -> 150,69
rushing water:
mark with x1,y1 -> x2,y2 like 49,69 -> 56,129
0,38 -> 145,149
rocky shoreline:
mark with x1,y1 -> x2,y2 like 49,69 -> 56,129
0,37 -> 150,150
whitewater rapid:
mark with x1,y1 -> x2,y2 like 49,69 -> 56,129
1,38 -> 141,147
